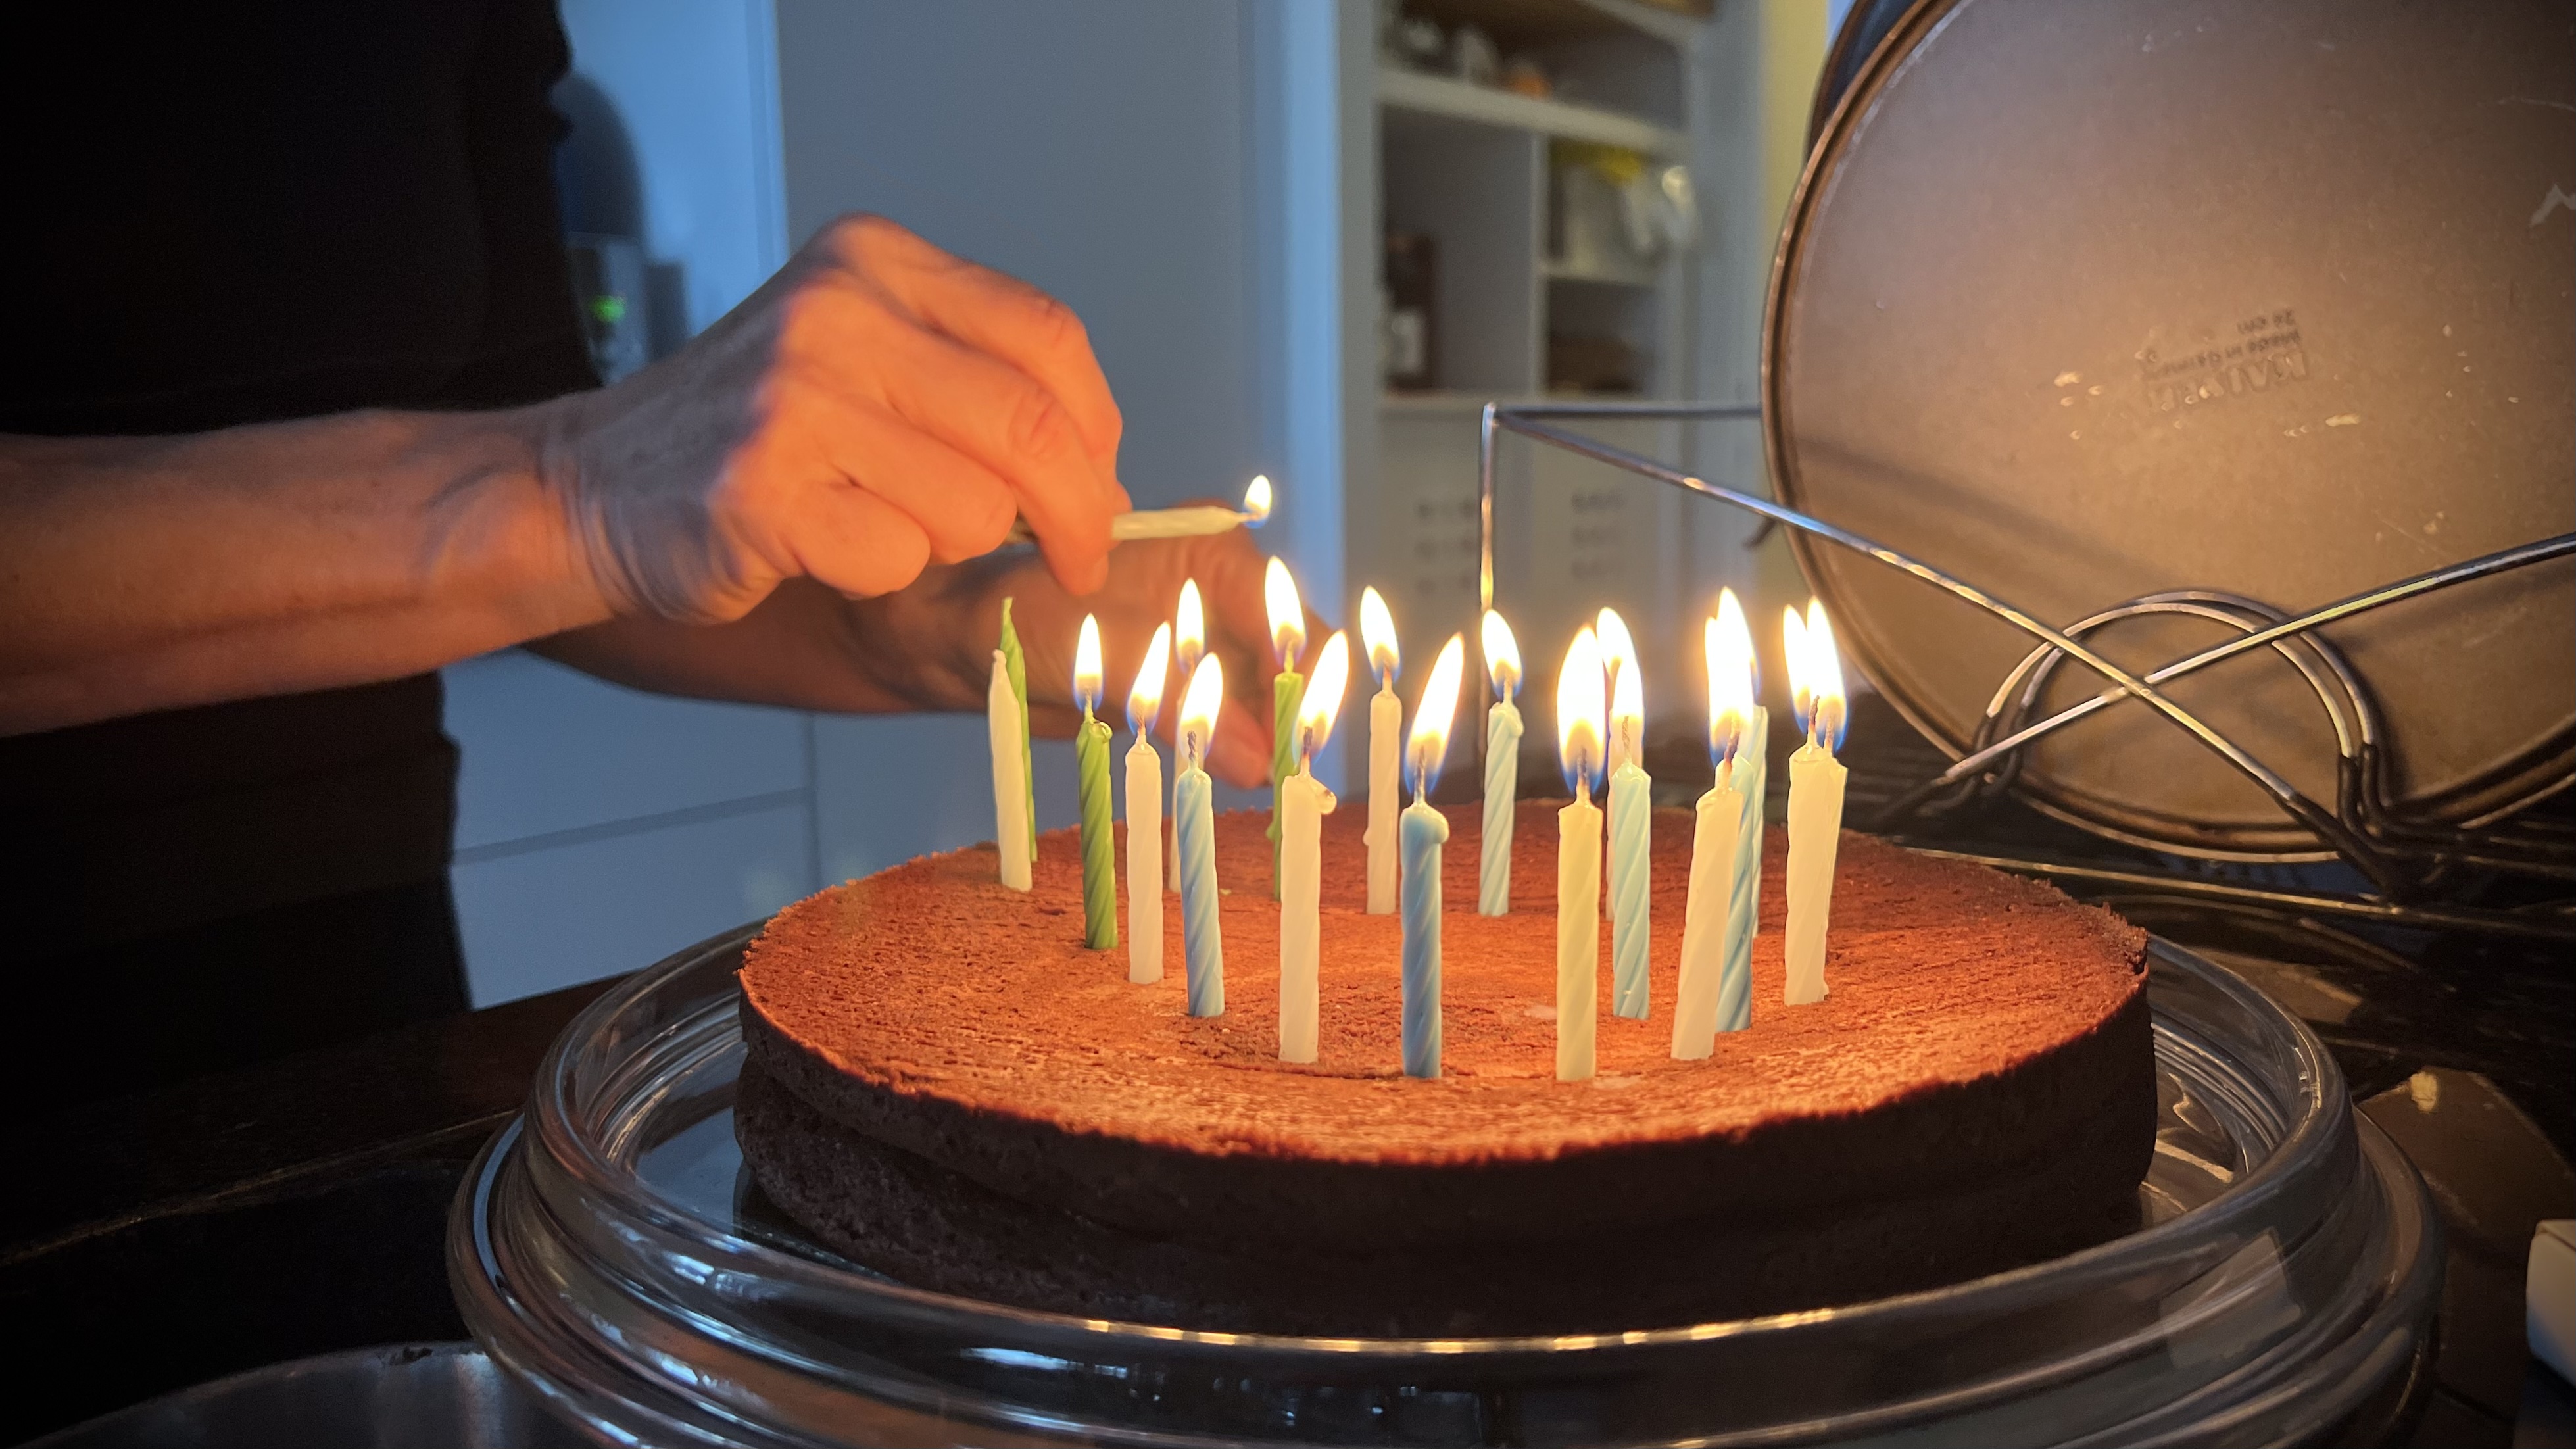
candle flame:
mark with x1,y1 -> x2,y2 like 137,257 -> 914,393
1785,599 -> 1847,751
1595,606 -> 1637,683
1481,608 -> 1520,700
1264,556 -> 1306,670
1609,644 -> 1643,754
1127,622 -> 1172,737
1074,614 -> 1104,714
1242,474 -> 1273,527
1705,589 -> 1755,768
1297,631 -> 1350,762
1407,633 -> 1467,798
1175,579 -> 1206,672
1359,585 -> 1401,683
1782,604 -> 1810,732
1555,627 -> 1605,797
1806,599 -> 1847,751
1178,653 -> 1225,770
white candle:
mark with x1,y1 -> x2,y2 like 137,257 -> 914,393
1783,601 -> 1848,1006
1478,609 -> 1522,916
1360,587 -> 1402,916
1124,624 -> 1173,985
1554,627 -> 1607,1082
1671,769 -> 1740,1058
1168,579 -> 1205,893
1280,632 -> 1349,1063
988,649 -> 1032,891
1674,599 -> 1757,1058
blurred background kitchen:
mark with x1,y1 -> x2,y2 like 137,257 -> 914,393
458,0 -> 1847,1006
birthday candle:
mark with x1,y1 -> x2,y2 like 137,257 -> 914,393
1124,624 -> 1171,984
998,597 -> 1036,865
1554,627 -> 1606,1082
1478,609 -> 1522,916
1265,558 -> 1308,899
1168,580 -> 1203,893
1399,634 -> 1466,1079
1607,649 -> 1651,1020
987,647 -> 1032,892
1359,587 -> 1402,916
1675,597 -> 1755,1058
1176,654 -> 1227,1016
1720,604 -> 1768,1032
1072,616 -> 1118,950
1279,632 -> 1349,1063
1784,601 -> 1848,1007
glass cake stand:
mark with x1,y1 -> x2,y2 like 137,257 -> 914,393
449,929 -> 2440,1448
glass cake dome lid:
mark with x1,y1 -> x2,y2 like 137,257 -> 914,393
450,921 -> 2439,1447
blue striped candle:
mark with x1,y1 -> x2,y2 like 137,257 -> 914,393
1717,706 -> 1768,1033
1399,633 -> 1468,1079
1608,759 -> 1651,1019
1177,764 -> 1223,1016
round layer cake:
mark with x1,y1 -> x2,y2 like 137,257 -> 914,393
737,800 -> 2154,1337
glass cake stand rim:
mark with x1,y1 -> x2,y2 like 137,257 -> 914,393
450,923 -> 2442,1447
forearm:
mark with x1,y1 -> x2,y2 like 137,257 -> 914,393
0,406 -> 605,735
528,570 -> 997,718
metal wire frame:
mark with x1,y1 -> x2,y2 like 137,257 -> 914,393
1476,399 -> 2576,937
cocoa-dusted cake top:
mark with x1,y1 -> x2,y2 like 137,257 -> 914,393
739,801 -> 2145,1167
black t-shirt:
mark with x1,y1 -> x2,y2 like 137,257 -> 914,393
0,2 -> 596,963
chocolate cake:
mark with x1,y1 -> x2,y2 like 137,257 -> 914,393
736,801 -> 2154,1337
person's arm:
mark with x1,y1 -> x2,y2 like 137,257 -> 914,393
0,408 -> 591,733
0,215 -> 1127,737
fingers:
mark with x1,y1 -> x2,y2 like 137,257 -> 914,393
777,471 -> 933,599
812,401 -> 1017,565
835,296 -> 1117,594
827,217 -> 1125,472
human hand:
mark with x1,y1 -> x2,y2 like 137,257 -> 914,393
541,215 -> 1127,624
851,522 -> 1332,789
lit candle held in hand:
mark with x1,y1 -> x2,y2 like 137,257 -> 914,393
1399,634 -> 1466,1079
1167,580 -> 1205,892
1264,558 -> 1309,898
1784,601 -> 1848,1006
1124,624 -> 1171,985
1606,633 -> 1651,1019
1478,610 -> 1523,916
1674,595 -> 1755,1058
1279,632 -> 1348,1063
1359,586 -> 1403,916
1176,654 -> 1228,1016
1007,470 -> 1275,545
1555,628 -> 1607,1081
1072,616 -> 1118,949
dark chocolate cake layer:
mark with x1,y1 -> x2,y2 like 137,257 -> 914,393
735,802 -> 2154,1331
735,1061 -> 2145,1336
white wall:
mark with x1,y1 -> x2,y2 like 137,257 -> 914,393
776,0 -> 1327,883
446,0 -> 1336,1004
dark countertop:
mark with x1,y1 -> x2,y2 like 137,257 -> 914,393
2,979 -> 612,1444
5,723 -> 2570,1446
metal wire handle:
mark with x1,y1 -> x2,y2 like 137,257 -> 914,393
1474,399 -> 2576,935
